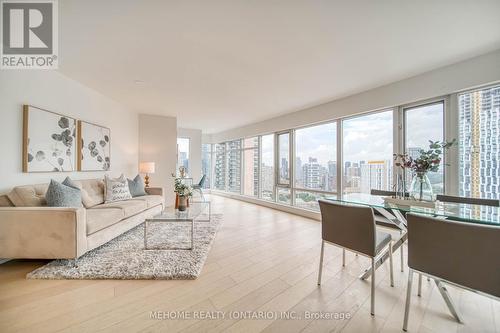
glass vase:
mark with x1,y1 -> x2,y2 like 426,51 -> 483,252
409,172 -> 434,201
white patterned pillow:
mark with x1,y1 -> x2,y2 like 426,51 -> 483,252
104,174 -> 132,203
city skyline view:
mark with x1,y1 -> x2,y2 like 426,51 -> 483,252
204,86 -> 499,208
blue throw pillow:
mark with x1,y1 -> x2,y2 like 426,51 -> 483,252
62,176 -> 80,190
128,174 -> 147,197
46,179 -> 82,207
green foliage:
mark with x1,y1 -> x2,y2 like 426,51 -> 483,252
394,139 -> 456,174
172,174 -> 193,197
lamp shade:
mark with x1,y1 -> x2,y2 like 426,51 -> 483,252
139,162 -> 155,174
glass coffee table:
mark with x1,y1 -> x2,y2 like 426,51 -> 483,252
144,201 -> 210,250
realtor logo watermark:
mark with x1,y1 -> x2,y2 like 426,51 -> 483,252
1,0 -> 58,69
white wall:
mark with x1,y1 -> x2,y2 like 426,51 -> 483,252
177,128 -> 202,183
139,114 -> 177,205
0,71 -> 139,194
207,49 -> 500,142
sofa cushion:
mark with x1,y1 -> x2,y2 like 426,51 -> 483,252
128,174 -> 147,197
0,195 -> 13,207
130,195 -> 163,208
72,179 -> 105,208
92,199 -> 147,218
104,175 -> 132,203
86,208 -> 124,235
46,180 -> 82,208
7,184 -> 49,207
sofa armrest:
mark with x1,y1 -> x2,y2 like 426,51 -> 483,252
0,207 -> 87,259
145,187 -> 163,196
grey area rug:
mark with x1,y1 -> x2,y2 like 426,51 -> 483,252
27,214 -> 221,280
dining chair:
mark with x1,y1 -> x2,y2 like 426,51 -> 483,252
436,194 -> 500,207
412,195 -> 499,297
370,189 -> 407,272
403,213 -> 500,331
192,175 -> 206,201
317,200 -> 394,316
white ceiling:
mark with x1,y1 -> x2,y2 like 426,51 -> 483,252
59,0 -> 500,133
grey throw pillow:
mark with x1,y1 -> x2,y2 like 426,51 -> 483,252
62,176 -> 80,190
46,179 -> 83,207
128,174 -> 147,197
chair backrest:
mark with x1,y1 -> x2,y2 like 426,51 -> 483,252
198,175 -> 206,187
370,189 -> 409,197
407,213 -> 500,298
436,194 -> 499,207
318,200 -> 377,257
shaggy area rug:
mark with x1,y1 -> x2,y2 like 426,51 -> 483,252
27,214 -> 221,280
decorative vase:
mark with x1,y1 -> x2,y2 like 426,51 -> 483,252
409,172 -> 434,201
178,196 -> 188,211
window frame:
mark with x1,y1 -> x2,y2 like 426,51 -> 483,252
340,108 -> 396,195
400,97 -> 448,195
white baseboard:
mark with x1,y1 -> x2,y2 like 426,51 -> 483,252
210,191 -> 321,221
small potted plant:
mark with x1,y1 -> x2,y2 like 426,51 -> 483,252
394,140 -> 455,201
173,175 -> 193,211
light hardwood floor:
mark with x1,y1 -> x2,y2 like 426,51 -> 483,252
0,195 -> 498,333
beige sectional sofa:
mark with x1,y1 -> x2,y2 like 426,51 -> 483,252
0,179 -> 164,260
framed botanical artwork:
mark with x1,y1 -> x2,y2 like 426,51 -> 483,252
77,121 -> 111,171
23,105 -> 77,172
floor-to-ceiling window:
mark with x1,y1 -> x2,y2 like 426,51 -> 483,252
260,134 -> 275,201
294,122 -> 337,211
226,140 -> 242,193
201,143 -> 212,189
242,137 -> 259,197
207,85 -> 498,212
458,85 -> 500,199
214,143 -> 226,190
404,101 -> 445,194
342,110 -> 394,194
177,138 -> 190,175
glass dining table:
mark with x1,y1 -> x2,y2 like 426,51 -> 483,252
324,193 -> 499,323
324,193 -> 499,280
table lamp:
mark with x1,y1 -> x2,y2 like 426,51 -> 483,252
139,162 -> 155,187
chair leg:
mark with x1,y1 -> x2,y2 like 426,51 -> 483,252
342,248 -> 346,267
400,231 -> 404,272
435,280 -> 463,323
389,242 -> 394,287
417,274 -> 422,296
317,240 -> 325,285
200,188 -> 205,201
403,269 -> 414,331
371,258 -> 375,316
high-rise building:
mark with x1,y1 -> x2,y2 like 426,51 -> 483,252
261,164 -> 274,198
327,160 -> 337,192
360,160 -> 392,193
407,147 -> 421,160
226,140 -> 241,193
280,158 -> 289,180
303,157 -> 321,189
295,157 -> 303,186
459,86 -> 500,199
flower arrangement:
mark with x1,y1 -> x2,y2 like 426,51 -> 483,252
393,140 -> 456,175
172,174 -> 193,197
393,139 -> 455,201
